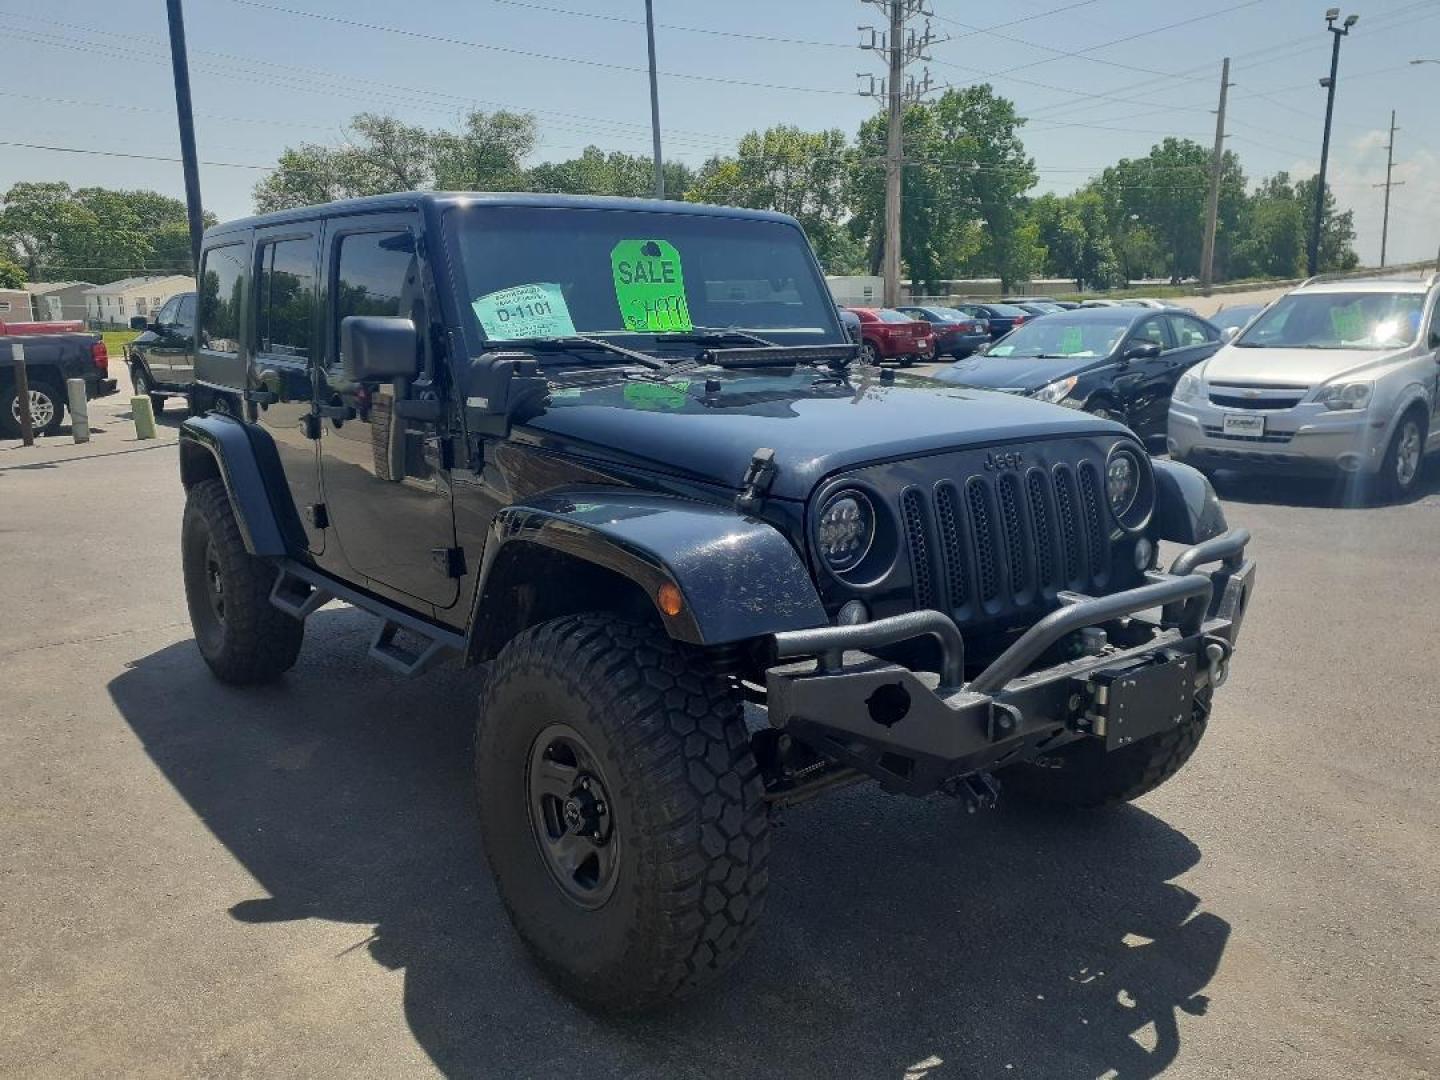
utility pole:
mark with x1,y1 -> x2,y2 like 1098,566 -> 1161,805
1200,57 -> 1231,294
1310,9 -> 1358,277
165,0 -> 205,275
859,1 -> 937,307
644,0 -> 665,199
1373,110 -> 1403,266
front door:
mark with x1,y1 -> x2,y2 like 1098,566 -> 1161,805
316,216 -> 458,610
1115,315 -> 1175,438
168,293 -> 198,384
252,228 -> 324,555
141,294 -> 188,387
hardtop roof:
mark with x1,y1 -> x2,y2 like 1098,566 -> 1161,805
206,191 -> 802,240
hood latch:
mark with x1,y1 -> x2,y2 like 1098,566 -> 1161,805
735,447 -> 777,514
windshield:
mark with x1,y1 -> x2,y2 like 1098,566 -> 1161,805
1237,291 -> 1423,350
986,315 -> 1130,359
985,304 -> 1030,317
877,309 -> 916,324
446,206 -> 842,349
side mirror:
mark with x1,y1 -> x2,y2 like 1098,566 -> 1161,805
1124,341 -> 1163,361
1430,329 -> 1440,350
129,315 -> 150,331
1221,326 -> 1239,342
340,315 -> 419,382
973,341 -> 991,356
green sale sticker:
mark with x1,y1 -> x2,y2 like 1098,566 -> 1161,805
611,239 -> 692,332
1059,326 -> 1085,354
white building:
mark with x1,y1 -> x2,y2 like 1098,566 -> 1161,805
84,275 -> 193,328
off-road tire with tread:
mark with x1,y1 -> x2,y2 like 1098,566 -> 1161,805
474,614 -> 770,1012
182,477 -> 304,684
1000,689 -> 1211,809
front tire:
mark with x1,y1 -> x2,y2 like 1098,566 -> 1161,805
475,615 -> 770,1012
1000,690 -> 1211,809
1377,409 -> 1426,503
181,478 -> 304,684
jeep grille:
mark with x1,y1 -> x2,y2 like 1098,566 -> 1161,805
899,460 -> 1111,620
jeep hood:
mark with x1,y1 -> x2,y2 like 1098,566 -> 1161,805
517,368 -> 1124,500
1202,344 -> 1399,387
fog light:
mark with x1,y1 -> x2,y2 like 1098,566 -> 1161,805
1133,537 -> 1155,570
837,600 -> 869,625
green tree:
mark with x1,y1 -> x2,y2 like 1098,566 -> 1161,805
253,110 -> 539,212
1090,138 -> 1245,283
1031,191 -> 1119,290
688,126 -> 856,270
0,182 -> 207,283
1230,173 -> 1307,278
526,146 -> 692,199
0,254 -> 24,289
849,87 -> 1035,292
1296,175 -> 1359,272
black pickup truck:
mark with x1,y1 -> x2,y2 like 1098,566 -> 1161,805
0,322 -> 118,437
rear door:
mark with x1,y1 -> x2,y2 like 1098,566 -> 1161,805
139,294 -> 184,385
252,227 -> 324,555
316,215 -> 458,611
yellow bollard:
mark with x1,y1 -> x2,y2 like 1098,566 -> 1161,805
131,395 -> 157,440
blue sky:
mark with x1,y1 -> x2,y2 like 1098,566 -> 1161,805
3,0 -> 1438,267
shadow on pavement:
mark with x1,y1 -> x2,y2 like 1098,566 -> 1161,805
109,609 -> 1228,1079
1206,458 -> 1440,509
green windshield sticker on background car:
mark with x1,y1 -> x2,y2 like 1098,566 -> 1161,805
623,380 -> 691,410
471,282 -> 576,340
1059,326 -> 1085,354
610,239 -> 693,332
1330,304 -> 1366,341
989,344 -> 1015,357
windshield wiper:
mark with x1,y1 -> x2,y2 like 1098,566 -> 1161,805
502,335 -> 671,370
658,326 -> 779,348
1233,340 -> 1268,347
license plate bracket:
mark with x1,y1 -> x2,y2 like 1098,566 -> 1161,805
1081,650 -> 1198,750
1223,413 -> 1265,437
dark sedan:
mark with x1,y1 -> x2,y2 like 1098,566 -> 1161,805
935,306 -> 1223,443
894,304 -> 990,357
952,302 -> 1033,340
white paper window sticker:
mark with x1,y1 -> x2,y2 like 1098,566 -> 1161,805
471,282 -> 576,340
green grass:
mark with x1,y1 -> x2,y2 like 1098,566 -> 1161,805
101,330 -> 138,358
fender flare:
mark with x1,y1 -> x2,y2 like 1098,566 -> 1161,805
1150,457 -> 1228,544
177,414 -> 306,557
474,490 -> 828,648
1379,384 -> 1433,447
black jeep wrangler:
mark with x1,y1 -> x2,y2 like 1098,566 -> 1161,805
176,193 -> 1256,1011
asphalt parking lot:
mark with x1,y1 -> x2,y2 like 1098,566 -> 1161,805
2,367 -> 1437,1078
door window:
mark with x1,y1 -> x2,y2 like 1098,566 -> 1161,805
199,243 -> 247,354
154,295 -> 182,327
1129,317 -> 1172,351
1165,314 -> 1217,348
333,230 -> 418,334
176,294 -> 196,336
256,236 -> 317,361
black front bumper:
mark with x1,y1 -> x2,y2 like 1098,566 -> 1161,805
767,529 -> 1255,795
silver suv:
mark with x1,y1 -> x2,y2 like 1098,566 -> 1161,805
1168,273 -> 1440,500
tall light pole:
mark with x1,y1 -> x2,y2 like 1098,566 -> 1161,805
1309,9 -> 1358,277
165,0 -> 205,274
644,0 -> 664,199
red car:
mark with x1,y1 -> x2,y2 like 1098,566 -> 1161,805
845,307 -> 935,366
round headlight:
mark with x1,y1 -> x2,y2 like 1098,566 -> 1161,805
817,490 -> 875,572
1106,450 -> 1140,518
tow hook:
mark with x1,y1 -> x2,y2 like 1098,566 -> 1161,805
941,771 -> 1001,813
1204,638 -> 1231,688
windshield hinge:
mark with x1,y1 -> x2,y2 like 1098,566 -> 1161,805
735,447 -> 777,514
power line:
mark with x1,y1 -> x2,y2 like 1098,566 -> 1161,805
0,139 -> 271,170
225,0 -> 853,95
